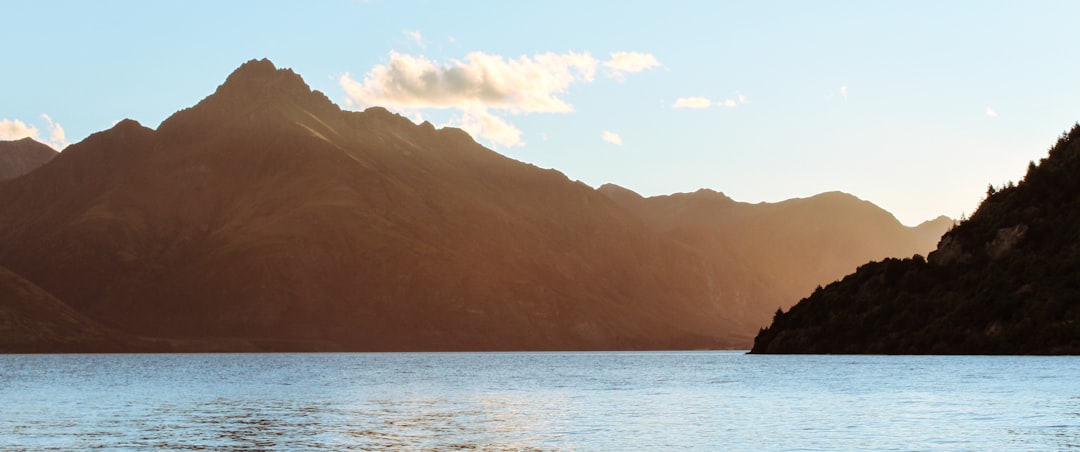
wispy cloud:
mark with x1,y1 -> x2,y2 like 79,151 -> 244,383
40,114 -> 68,149
0,115 -> 68,150
602,130 -> 622,146
341,50 -> 655,147
672,94 -> 746,110
840,85 -> 848,100
985,107 -> 998,118
673,97 -> 712,109
404,30 -> 425,48
603,51 -> 661,78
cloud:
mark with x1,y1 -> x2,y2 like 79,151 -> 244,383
341,51 -> 597,114
602,130 -> 622,146
673,95 -> 746,110
343,50 -> 655,147
0,115 -> 67,150
840,85 -> 848,100
602,51 -> 661,78
0,118 -> 40,141
673,97 -> 712,109
40,114 -> 69,150
460,108 -> 523,149
404,30 -> 424,48
985,107 -> 998,118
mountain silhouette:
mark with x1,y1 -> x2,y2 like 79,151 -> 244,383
600,185 -> 951,327
752,125 -> 1080,354
0,138 -> 57,182
0,59 -> 751,351
0,59 -> 952,352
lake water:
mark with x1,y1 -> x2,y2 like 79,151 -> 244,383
1,352 -> 1077,450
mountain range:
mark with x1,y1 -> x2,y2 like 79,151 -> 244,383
753,125 -> 1080,354
0,59 -> 949,352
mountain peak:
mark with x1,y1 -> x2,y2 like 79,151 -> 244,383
215,58 -> 311,102
158,59 -> 338,137
230,58 -> 279,78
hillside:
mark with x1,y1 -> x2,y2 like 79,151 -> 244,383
600,185 -> 951,328
0,59 -> 746,351
0,265 -> 143,352
0,138 -> 57,181
752,125 -> 1080,354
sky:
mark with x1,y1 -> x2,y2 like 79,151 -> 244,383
3,1 -> 1080,226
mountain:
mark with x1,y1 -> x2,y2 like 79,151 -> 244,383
600,185 -> 951,328
0,264 -> 142,352
0,138 -> 57,181
752,125 -> 1080,354
0,59 -> 748,351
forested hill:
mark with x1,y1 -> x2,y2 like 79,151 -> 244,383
752,124 -> 1080,354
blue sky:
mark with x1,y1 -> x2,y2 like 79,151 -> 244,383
3,1 -> 1079,225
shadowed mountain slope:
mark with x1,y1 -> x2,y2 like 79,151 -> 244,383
0,265 -> 143,352
0,59 -> 748,351
752,125 -> 1080,354
0,138 -> 57,182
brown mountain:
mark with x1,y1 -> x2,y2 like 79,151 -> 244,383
0,264 -> 141,352
599,185 -> 951,326
0,59 -> 748,351
0,138 -> 57,182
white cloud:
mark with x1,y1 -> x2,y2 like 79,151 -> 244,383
673,97 -> 712,109
341,51 -> 597,114
342,50 -> 650,147
0,115 -> 67,150
459,108 -> 523,149
0,118 -> 40,141
404,30 -> 424,48
40,114 -> 69,150
986,107 -> 998,118
602,130 -> 622,146
840,85 -> 848,99
602,51 -> 661,78
674,95 -> 745,110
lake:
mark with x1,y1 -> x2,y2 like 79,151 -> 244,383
1,352 -> 1077,450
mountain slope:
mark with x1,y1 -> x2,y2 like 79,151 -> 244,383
0,59 -> 746,351
0,138 -> 57,182
0,265 -> 141,352
600,185 -> 950,329
752,125 -> 1080,354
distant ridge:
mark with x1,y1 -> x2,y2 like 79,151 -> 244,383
752,124 -> 1080,354
0,138 -> 57,182
600,185 -> 951,327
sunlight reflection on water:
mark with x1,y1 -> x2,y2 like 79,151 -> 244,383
1,352 -> 1078,450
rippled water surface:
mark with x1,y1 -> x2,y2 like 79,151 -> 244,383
1,352 -> 1078,450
